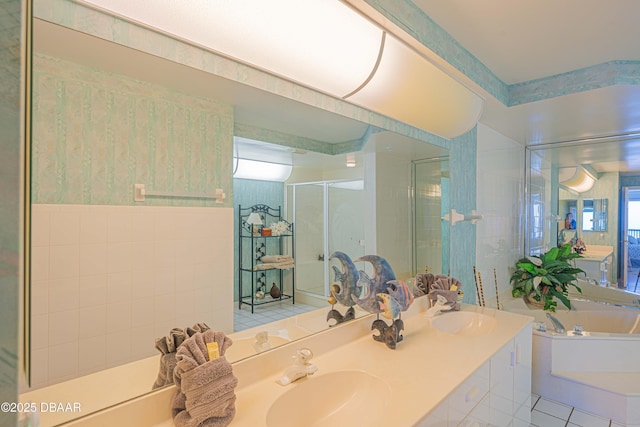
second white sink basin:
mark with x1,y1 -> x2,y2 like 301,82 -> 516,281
430,311 -> 497,336
266,370 -> 390,427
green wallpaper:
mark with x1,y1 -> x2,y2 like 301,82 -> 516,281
449,127 -> 478,303
31,54 -> 234,207
0,0 -> 23,424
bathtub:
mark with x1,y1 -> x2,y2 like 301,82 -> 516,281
503,297 -> 640,426
505,297 -> 640,335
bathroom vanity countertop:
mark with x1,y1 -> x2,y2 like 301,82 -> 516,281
226,300 -> 532,427
69,299 -> 532,427
578,245 -> 613,261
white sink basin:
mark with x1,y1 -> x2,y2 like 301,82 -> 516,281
266,370 -> 390,427
430,311 -> 498,336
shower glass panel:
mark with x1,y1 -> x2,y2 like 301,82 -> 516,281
288,179 -> 365,297
413,158 -> 449,275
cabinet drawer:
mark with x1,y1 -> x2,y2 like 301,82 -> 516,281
416,398 -> 448,427
448,361 -> 490,425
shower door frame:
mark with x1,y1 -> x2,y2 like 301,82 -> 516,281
287,179 -> 364,298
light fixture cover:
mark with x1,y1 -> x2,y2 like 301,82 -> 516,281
79,0 -> 484,138
345,34 -> 484,138
234,158 -> 293,182
559,166 -> 596,193
79,0 -> 382,98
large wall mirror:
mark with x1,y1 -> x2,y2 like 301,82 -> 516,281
526,140 -> 628,287
581,198 -> 608,232
23,12 -> 450,425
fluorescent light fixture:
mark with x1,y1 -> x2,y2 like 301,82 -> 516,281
559,166 -> 597,193
344,33 -> 484,139
79,0 -> 381,97
78,0 -> 484,139
234,158 -> 293,182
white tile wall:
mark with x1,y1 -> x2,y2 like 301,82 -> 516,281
27,204 -> 234,390
476,124 -> 525,305
369,151 -> 413,278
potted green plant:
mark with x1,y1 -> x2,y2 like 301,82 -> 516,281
510,244 -> 584,311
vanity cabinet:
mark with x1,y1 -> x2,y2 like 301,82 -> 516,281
238,204 -> 295,313
419,324 -> 532,426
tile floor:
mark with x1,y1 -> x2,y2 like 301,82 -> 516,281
531,394 -> 625,427
234,300 -> 318,332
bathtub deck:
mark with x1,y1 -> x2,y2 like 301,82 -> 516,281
523,298 -> 640,426
553,371 -> 640,396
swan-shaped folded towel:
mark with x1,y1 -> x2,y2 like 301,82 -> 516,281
152,323 -> 210,389
172,330 -> 237,427
428,276 -> 461,311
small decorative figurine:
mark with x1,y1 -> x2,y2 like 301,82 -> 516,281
326,252 -> 359,326
327,252 -> 415,349
270,283 -> 281,299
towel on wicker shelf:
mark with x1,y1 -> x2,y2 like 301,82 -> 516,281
152,323 -> 210,389
261,255 -> 293,263
172,330 -> 237,427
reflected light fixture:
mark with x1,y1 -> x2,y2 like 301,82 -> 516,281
233,158 -> 293,182
78,0 -> 484,139
558,166 -> 597,193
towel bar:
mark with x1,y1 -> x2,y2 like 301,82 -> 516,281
133,183 -> 226,203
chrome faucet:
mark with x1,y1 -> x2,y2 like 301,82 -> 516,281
546,313 -> 566,334
276,348 -> 317,386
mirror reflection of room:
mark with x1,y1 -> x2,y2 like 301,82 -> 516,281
528,146 -> 637,291
581,198 -> 608,232
557,198 -> 578,247
24,15 -> 450,425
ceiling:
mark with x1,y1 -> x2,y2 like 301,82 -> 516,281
413,0 -> 640,84
414,0 -> 640,172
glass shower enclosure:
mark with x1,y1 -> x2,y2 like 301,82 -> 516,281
286,179 -> 365,298
413,157 -> 449,276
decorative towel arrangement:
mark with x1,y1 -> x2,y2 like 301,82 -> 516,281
428,275 -> 462,311
254,254 -> 295,270
152,323 -> 210,389
172,330 -> 238,427
413,273 -> 436,297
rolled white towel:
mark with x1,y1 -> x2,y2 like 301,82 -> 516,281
275,262 -> 295,270
261,255 -> 293,264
